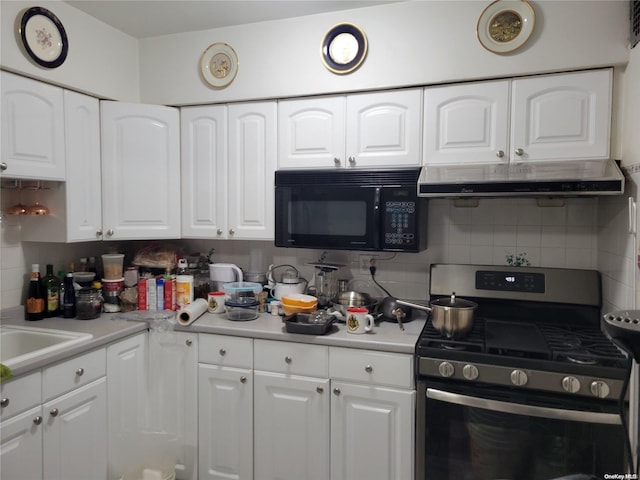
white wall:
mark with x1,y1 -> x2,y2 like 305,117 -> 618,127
138,0 -> 629,105
0,0 -> 140,101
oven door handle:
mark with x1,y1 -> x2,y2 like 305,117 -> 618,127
426,388 -> 621,425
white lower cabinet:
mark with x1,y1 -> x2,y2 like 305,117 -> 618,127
43,378 -> 107,480
198,334 -> 254,480
0,405 -> 44,479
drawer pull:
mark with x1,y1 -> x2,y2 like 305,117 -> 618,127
240,376 -> 247,384
50,408 -> 59,417
365,365 -> 373,373
333,387 -> 341,396
33,415 -> 43,425
219,348 -> 226,356
75,368 -> 84,376
316,386 -> 324,394
285,356 -> 292,364
185,339 -> 193,347
1,398 -> 9,408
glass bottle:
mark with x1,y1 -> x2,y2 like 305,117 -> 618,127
62,272 -> 77,318
25,264 -> 45,320
43,264 -> 61,317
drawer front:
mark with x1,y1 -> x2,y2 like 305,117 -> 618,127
0,371 -> 42,420
199,334 -> 253,368
43,348 -> 106,401
254,339 -> 328,377
329,347 -> 414,388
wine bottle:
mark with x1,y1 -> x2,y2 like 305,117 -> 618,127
25,264 -> 45,320
43,264 -> 61,317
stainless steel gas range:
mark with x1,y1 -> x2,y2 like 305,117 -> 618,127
415,264 -> 633,480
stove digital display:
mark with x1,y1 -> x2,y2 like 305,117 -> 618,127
476,271 -> 545,293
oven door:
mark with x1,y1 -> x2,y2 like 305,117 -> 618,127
416,379 -> 626,480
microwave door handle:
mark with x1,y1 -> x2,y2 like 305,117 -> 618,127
426,388 -> 621,425
373,187 -> 381,248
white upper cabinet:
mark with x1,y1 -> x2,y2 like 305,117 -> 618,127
181,105 -> 228,238
101,101 -> 180,240
1,71 -> 65,180
510,69 -> 612,162
226,102 -> 277,240
278,89 -> 422,168
423,69 -> 612,165
423,80 -> 510,165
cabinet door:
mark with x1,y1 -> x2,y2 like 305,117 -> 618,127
0,406 -> 44,480
510,69 -> 612,162
346,89 -> 422,168
254,371 -> 330,480
181,105 -> 228,238
199,364 -> 253,480
1,71 -> 65,180
64,90 -> 103,241
227,102 -> 277,240
278,96 -> 346,168
423,80 -> 510,165
148,331 -> 198,480
331,381 -> 415,480
43,378 -> 107,480
101,101 -> 180,240
106,333 -> 148,480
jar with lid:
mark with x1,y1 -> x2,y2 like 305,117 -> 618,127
76,287 -> 103,320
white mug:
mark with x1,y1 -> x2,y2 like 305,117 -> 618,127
207,291 -> 226,313
346,307 -> 374,334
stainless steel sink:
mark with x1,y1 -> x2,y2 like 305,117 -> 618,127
0,325 -> 93,368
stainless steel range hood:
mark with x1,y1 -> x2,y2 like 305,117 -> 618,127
417,158 -> 625,198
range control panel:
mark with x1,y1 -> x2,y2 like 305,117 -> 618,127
476,271 -> 545,293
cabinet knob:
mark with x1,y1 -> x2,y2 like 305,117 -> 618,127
496,150 -> 505,158
348,156 -> 356,166
1,398 -> 9,408
0,162 -> 7,171
285,356 -> 292,364
333,387 -> 341,396
106,229 -> 114,237
33,415 -> 43,425
316,386 -> 324,394
216,229 -> 223,236
515,148 -> 524,156
75,367 -> 84,376
365,364 -> 373,373
50,408 -> 59,417
229,229 -> 235,236
333,157 -> 341,166
219,348 -> 226,356
185,339 -> 193,347
240,376 -> 247,384
96,230 -> 103,238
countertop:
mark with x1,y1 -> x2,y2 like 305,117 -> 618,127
1,305 -> 426,379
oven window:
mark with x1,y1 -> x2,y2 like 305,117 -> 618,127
288,199 -> 367,236
421,383 -> 625,480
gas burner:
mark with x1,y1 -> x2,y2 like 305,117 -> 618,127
564,351 -> 599,365
442,344 -> 468,351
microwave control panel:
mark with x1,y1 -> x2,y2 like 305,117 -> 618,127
382,199 -> 419,248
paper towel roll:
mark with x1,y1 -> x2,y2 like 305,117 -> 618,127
177,298 -> 208,326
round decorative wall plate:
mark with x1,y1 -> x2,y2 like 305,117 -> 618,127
477,0 -> 536,54
19,6 -> 68,68
321,23 -> 368,74
200,42 -> 239,88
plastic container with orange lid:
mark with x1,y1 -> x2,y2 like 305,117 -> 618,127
281,293 -> 317,308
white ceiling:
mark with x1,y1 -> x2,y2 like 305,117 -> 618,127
64,1 -> 400,39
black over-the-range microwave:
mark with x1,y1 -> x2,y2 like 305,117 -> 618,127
274,168 -> 428,252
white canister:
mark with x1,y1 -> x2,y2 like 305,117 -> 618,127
176,275 -> 194,308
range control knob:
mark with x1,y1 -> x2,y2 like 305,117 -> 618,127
462,364 -> 479,381
438,361 -> 455,378
590,380 -> 610,399
510,369 -> 528,386
562,376 -> 581,393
